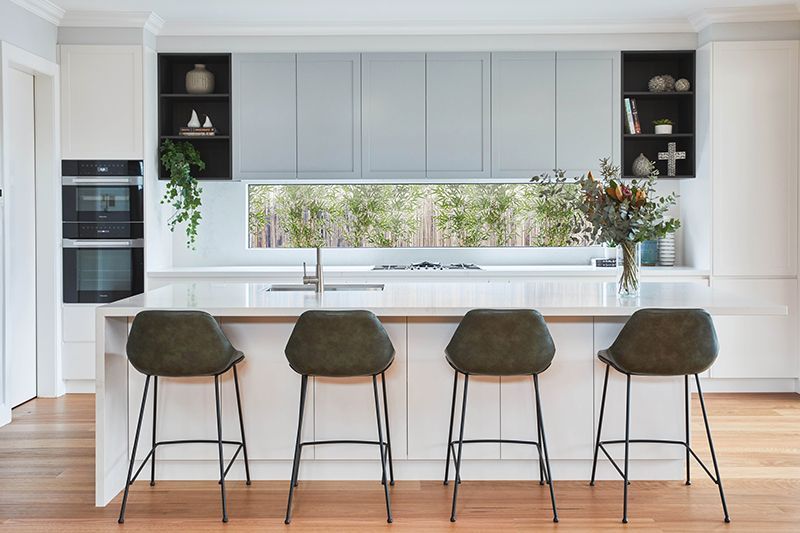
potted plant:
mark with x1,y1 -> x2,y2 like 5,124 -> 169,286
653,118 -> 674,134
160,139 -> 205,249
578,158 -> 680,297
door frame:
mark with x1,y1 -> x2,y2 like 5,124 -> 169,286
0,41 -> 62,426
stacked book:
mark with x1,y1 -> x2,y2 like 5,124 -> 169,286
179,127 -> 216,137
623,97 -> 641,134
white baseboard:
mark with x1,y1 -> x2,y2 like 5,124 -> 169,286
700,377 -> 798,393
0,403 -> 11,427
64,379 -> 95,394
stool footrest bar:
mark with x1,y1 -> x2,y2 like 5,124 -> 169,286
597,439 -> 720,484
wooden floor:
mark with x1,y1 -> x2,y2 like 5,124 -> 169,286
0,393 -> 798,532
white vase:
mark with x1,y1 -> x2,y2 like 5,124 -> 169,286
185,64 -> 215,94
187,109 -> 201,128
654,124 -> 673,134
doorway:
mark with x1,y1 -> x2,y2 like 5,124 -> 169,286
1,41 -> 62,425
5,67 -> 37,407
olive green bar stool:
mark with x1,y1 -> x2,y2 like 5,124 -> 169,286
589,308 -> 730,524
283,310 -> 396,524
118,310 -> 251,524
444,309 -> 559,523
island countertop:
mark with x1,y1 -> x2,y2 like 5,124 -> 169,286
98,280 -> 787,317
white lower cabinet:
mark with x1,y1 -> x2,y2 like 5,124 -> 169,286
710,279 -> 799,379
62,305 -> 100,385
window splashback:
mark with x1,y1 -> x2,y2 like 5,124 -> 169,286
247,183 -> 593,249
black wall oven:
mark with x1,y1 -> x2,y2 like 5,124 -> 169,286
62,160 -> 145,303
62,239 -> 144,303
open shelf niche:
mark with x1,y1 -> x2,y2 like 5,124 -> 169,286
158,53 -> 232,180
621,50 -> 696,179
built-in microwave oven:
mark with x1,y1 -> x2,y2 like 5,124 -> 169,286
61,160 -> 144,223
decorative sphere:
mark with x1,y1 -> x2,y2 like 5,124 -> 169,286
675,78 -> 691,92
661,75 -> 675,91
648,75 -> 667,93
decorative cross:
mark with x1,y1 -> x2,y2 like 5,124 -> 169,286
658,142 -> 686,177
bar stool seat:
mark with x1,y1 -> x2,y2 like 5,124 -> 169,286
118,310 -> 251,524
444,309 -> 558,523
283,310 -> 396,524
590,308 -> 730,524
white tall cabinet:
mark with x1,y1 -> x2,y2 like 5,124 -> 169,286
59,44 -> 148,392
700,40 -> 800,386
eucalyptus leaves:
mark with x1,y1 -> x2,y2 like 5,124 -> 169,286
160,140 -> 205,249
248,183 -> 592,248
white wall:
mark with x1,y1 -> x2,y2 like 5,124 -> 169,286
0,0 -> 57,61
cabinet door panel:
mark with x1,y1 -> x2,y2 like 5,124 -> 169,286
712,41 -> 799,277
362,53 -> 426,178
710,279 -> 798,379
233,54 -> 296,179
492,52 -> 556,178
426,53 -> 490,178
297,53 -> 361,179
60,45 -> 143,159
556,52 -> 619,175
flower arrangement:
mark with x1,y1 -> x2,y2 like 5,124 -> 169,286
578,158 -> 680,296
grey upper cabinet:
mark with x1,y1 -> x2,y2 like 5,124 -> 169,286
361,53 -> 426,179
233,54 -> 297,180
556,51 -> 620,175
297,53 -> 361,179
491,52 -> 556,179
426,53 -> 491,179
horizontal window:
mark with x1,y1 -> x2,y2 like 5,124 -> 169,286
247,183 -> 592,249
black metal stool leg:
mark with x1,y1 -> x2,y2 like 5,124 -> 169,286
535,385 -> 545,486
695,374 -> 731,523
285,375 -> 308,524
622,373 -> 631,524
590,364 -> 610,486
214,375 -> 228,523
685,374 -> 691,486
380,371 -> 395,486
443,370 -> 458,486
233,364 -> 252,485
372,375 -> 393,523
450,373 -> 469,522
534,374 -> 558,523
118,375 -> 151,524
150,376 -> 157,486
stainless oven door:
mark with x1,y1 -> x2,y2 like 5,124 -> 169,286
62,176 -> 144,222
62,239 -> 144,303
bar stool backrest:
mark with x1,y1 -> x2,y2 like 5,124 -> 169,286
126,310 -> 239,377
608,308 -> 719,376
285,310 -> 395,377
445,309 -> 555,376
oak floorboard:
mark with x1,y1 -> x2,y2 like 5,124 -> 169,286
0,393 -> 798,532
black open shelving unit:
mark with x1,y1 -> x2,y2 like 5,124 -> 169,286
158,53 -> 232,180
621,50 -> 696,179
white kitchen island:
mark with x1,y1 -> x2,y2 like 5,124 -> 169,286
95,281 -> 786,506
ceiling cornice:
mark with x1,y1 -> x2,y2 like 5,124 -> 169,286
9,0 -> 65,25
689,4 -> 800,31
59,10 -> 165,34
159,18 -> 695,37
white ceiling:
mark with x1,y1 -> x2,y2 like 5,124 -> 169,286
20,0 -> 800,34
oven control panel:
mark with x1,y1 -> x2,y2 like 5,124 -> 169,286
62,222 -> 144,239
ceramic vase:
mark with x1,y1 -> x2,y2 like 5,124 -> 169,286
186,64 -> 215,94
632,153 -> 652,177
658,233 -> 677,266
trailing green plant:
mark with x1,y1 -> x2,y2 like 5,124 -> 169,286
273,185 -> 338,248
160,139 -> 205,249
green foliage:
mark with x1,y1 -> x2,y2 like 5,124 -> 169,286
160,139 -> 205,249
525,171 -> 588,247
432,185 -> 487,246
340,185 -> 424,247
653,118 -> 674,125
273,185 -> 338,248
577,158 -> 680,245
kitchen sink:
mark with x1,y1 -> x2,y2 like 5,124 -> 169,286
265,283 -> 385,292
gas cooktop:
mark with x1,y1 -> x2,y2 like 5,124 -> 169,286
373,261 -> 482,271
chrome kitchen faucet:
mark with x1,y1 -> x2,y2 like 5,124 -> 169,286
302,247 -> 324,293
